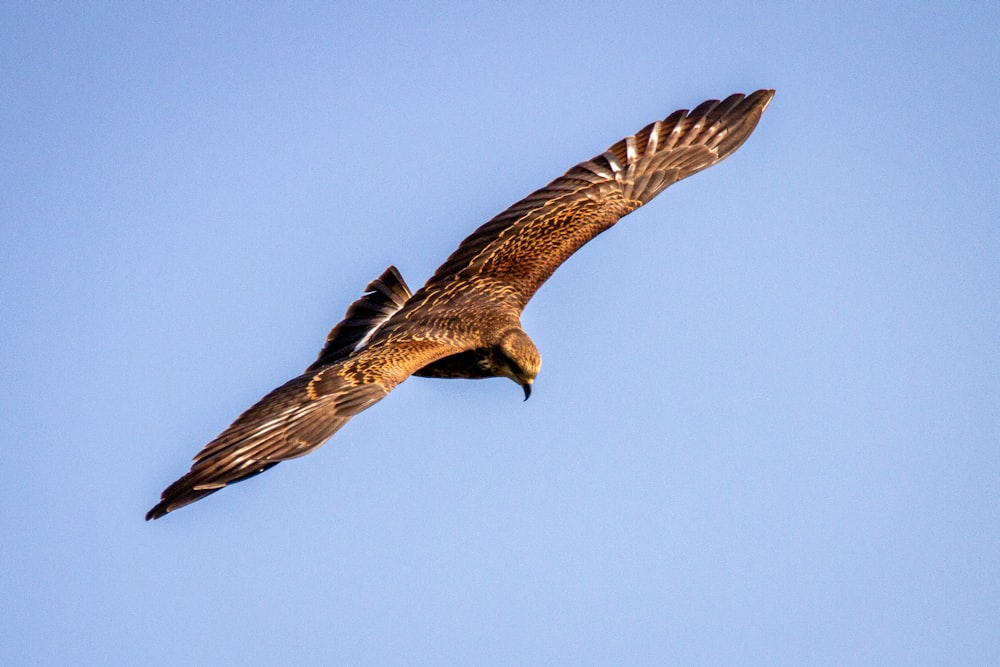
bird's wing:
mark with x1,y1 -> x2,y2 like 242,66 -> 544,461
145,373 -> 381,520
146,334 -> 456,520
307,265 -> 413,371
410,90 -> 773,314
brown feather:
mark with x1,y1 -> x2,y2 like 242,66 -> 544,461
147,90 -> 773,520
404,90 -> 774,316
307,265 -> 412,371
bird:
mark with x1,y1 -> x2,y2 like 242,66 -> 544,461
146,89 -> 774,520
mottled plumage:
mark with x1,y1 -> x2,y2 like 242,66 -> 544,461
147,90 -> 774,520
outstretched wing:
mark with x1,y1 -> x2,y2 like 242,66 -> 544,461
146,331 -> 456,520
413,90 -> 774,313
145,371 -> 386,519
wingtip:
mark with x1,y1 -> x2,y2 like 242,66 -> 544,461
723,89 -> 774,117
750,88 -> 776,111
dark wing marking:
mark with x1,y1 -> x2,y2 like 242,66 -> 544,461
413,90 -> 774,312
307,265 -> 412,371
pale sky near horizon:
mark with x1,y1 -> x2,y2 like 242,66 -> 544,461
3,2 -> 999,665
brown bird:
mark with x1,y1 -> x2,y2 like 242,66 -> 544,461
146,89 -> 774,520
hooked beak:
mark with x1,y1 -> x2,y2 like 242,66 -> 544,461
522,381 -> 532,401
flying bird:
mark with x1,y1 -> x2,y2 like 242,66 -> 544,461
147,89 -> 774,520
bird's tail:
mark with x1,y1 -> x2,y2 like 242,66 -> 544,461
308,266 -> 412,371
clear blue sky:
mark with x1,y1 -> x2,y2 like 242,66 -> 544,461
3,2 -> 998,664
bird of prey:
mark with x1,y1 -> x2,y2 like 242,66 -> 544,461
146,89 -> 774,520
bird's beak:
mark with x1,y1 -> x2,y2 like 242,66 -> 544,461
522,381 -> 532,401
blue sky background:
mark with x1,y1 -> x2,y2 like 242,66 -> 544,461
3,2 -> 998,664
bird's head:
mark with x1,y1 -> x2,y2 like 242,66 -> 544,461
497,328 -> 541,400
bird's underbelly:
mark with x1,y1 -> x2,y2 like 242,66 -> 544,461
412,349 -> 497,379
